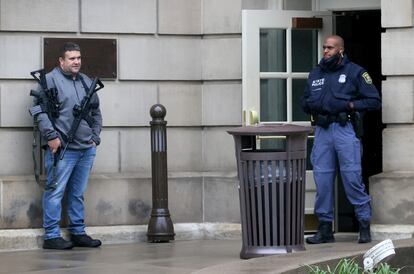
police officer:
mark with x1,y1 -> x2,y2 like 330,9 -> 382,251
301,35 -> 381,244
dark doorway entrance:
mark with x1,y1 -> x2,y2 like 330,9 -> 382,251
334,10 -> 385,232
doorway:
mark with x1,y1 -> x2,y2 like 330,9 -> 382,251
334,10 -> 384,232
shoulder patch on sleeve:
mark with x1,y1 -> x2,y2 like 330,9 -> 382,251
362,72 -> 373,84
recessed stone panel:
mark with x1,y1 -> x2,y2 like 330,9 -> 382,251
202,38 -> 241,80
158,0 -> 201,34
0,35 -> 41,79
168,177 -> 203,223
0,177 -> 43,229
159,83 -> 202,126
0,131 -> 33,176
383,125 -> 414,172
202,82 -> 242,125
203,0 -> 242,34
99,82 -> 157,126
167,128 -> 202,171
381,0 -> 412,28
0,81 -> 36,127
202,127 -> 237,171
0,0 -> 78,32
92,130 -> 120,174
382,80 -> 414,123
84,176 -> 152,226
382,29 -> 414,75
204,177 -> 240,222
120,129 -> 151,173
119,37 -> 201,80
371,172 -> 414,224
81,0 -> 156,33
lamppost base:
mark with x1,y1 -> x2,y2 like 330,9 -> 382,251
147,209 -> 175,242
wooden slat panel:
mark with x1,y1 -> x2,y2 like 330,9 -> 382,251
249,161 -> 258,245
264,161 -> 271,246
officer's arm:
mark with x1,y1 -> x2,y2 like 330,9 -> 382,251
301,79 -> 312,114
350,70 -> 381,112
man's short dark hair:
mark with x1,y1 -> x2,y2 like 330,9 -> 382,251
60,42 -> 81,58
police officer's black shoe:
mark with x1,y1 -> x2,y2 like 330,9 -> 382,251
358,220 -> 371,243
43,237 -> 74,250
70,234 -> 102,247
306,221 -> 335,244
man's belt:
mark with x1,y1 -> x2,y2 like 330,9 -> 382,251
313,112 -> 350,128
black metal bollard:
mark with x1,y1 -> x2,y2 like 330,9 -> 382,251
147,104 -> 175,242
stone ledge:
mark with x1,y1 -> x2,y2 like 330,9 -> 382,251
372,224 -> 414,241
0,223 -> 241,252
370,171 -> 414,224
0,171 -> 238,182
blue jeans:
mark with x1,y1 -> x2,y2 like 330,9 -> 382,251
43,147 -> 96,240
311,122 -> 371,223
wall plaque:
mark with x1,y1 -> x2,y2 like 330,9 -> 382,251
292,17 -> 323,29
44,38 -> 117,79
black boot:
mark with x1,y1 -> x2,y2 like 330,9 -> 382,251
306,221 -> 335,244
358,220 -> 371,243
70,234 -> 102,247
43,237 -> 74,250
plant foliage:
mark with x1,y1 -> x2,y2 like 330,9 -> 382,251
306,258 -> 401,274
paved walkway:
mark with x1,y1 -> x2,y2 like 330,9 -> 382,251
0,236 -> 412,274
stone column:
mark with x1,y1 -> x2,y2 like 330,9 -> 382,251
370,0 -> 414,240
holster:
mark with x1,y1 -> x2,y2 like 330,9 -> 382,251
315,114 -> 330,128
350,111 -> 364,139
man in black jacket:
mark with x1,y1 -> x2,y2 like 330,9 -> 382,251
301,35 -> 381,244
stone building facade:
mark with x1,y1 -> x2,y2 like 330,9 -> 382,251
0,0 -> 413,247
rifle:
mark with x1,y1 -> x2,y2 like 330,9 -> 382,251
29,69 -> 61,189
29,69 -> 60,121
60,77 -> 104,160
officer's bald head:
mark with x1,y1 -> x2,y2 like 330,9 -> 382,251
325,35 -> 344,48
323,35 -> 345,59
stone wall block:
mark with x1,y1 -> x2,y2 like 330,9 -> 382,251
382,80 -> 414,123
99,82 -> 157,126
202,127 -> 236,171
381,0 -> 412,28
0,35 -> 41,79
159,83 -> 202,126
382,125 -> 414,172
158,0 -> 201,34
85,177 -> 152,226
371,172 -> 414,224
0,178 -> 43,229
0,81 -> 35,127
92,130 -> 120,173
120,129 -> 151,173
202,82 -> 242,125
168,177 -> 203,223
81,0 -> 156,33
0,131 -> 33,176
119,37 -> 201,80
167,128 -> 202,171
382,30 -> 414,75
203,0 -> 242,34
202,38 -> 241,80
204,177 -> 239,222
0,0 -> 78,32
